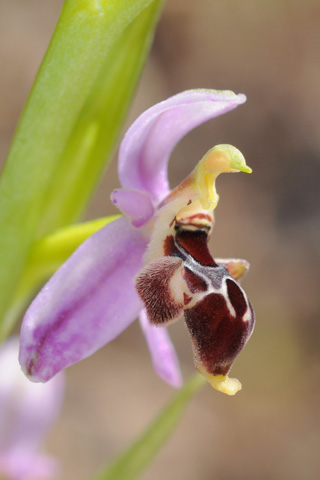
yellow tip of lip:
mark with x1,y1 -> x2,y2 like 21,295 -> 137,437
197,366 -> 242,396
209,374 -> 242,396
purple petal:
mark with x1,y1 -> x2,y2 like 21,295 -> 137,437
118,89 -> 246,202
110,189 -> 154,227
0,450 -> 58,480
139,309 -> 183,388
19,217 -> 147,382
0,337 -> 64,480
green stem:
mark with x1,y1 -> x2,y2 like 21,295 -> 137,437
93,374 -> 206,480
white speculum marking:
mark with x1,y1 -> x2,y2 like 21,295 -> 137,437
172,239 -> 250,320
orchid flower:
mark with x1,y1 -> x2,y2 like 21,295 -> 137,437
19,89 -> 255,395
0,336 -> 64,480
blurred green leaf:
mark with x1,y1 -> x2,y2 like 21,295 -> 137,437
25,215 -> 120,286
0,215 -> 120,340
38,1 -> 164,234
0,0 -> 164,324
93,374 -> 206,480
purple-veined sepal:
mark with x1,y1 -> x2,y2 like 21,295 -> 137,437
19,217 -> 147,382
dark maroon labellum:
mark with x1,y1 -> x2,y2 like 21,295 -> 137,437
135,219 -> 255,379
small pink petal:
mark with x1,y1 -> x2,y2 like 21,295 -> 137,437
19,217 -> 147,382
118,89 -> 246,202
139,309 -> 183,388
110,188 -> 154,227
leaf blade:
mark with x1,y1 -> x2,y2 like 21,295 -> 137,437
0,0 -> 164,323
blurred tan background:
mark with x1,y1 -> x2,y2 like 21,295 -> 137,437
1,0 -> 320,479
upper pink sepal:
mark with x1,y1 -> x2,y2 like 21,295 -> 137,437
118,89 -> 246,202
